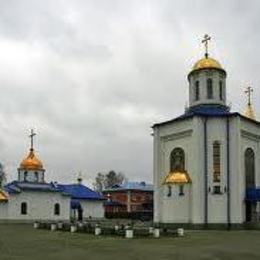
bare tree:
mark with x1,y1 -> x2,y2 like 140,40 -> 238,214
93,170 -> 126,191
93,172 -> 106,192
105,171 -> 125,188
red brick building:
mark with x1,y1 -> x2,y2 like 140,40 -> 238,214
103,182 -> 153,217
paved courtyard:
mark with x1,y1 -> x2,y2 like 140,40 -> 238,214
1,224 -> 260,260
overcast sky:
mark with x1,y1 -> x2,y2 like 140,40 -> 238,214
0,0 -> 259,186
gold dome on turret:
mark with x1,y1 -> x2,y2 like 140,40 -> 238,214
20,148 -> 43,170
192,57 -> 223,72
244,104 -> 256,120
19,129 -> 44,170
189,34 -> 226,76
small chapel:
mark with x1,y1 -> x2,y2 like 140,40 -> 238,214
153,35 -> 260,227
0,130 -> 105,222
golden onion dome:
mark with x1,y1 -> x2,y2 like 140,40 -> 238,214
191,57 -> 224,74
0,190 -> 8,201
163,170 -> 191,185
20,149 -> 43,170
244,104 -> 256,121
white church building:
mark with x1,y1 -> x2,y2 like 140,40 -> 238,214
0,131 -> 105,222
153,36 -> 260,227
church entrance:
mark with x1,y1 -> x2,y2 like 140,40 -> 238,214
245,201 -> 256,222
71,199 -> 84,221
78,208 -> 83,221
245,148 -> 256,222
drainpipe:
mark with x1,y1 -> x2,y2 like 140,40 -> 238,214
127,190 -> 131,212
204,117 -> 208,227
226,117 -> 231,229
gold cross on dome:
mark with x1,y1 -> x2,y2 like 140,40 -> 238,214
245,86 -> 253,105
29,129 -> 36,150
202,34 -> 211,58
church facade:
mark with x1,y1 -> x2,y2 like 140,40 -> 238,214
153,38 -> 260,227
0,132 -> 105,222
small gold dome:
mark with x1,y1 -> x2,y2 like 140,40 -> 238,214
20,149 -> 43,170
191,57 -> 223,72
163,170 -> 191,185
244,104 -> 256,120
0,190 -> 8,201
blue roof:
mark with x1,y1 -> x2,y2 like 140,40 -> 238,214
153,104 -> 260,128
4,181 -> 59,194
104,181 -> 153,192
4,183 -> 20,194
4,181 -> 104,201
186,104 -> 231,116
246,188 -> 260,201
57,184 -> 104,200
153,104 -> 235,127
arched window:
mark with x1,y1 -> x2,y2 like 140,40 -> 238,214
195,81 -> 200,101
213,141 -> 221,182
207,78 -> 213,99
170,148 -> 185,171
34,172 -> 39,182
54,203 -> 60,215
219,81 -> 223,100
245,148 -> 255,188
21,202 -> 27,215
245,148 -> 256,222
24,171 -> 28,182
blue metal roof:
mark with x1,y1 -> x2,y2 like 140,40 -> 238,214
4,181 -> 104,201
104,181 -> 153,192
153,105 -> 233,127
57,184 -> 104,200
187,104 -> 231,116
246,188 -> 260,201
4,181 -> 59,194
153,104 -> 260,128
4,183 -> 20,194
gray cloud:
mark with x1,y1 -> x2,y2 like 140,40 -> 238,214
0,0 -> 259,186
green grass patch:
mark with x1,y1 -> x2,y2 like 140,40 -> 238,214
1,224 -> 260,260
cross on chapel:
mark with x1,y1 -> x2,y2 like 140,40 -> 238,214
29,129 -> 36,150
202,34 -> 211,58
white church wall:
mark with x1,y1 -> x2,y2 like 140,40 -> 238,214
6,191 -> 70,221
161,134 -> 192,223
184,116 -> 228,224
0,203 -> 8,219
18,169 -> 44,183
153,127 -> 160,223
206,117 -> 228,223
229,117 -> 244,224
189,117 -> 205,224
239,118 -> 260,222
154,118 -> 194,223
161,185 -> 191,223
189,69 -> 226,108
240,118 -> 260,188
191,116 -> 246,224
80,200 -> 104,219
153,113 -> 260,225
189,116 -> 242,224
